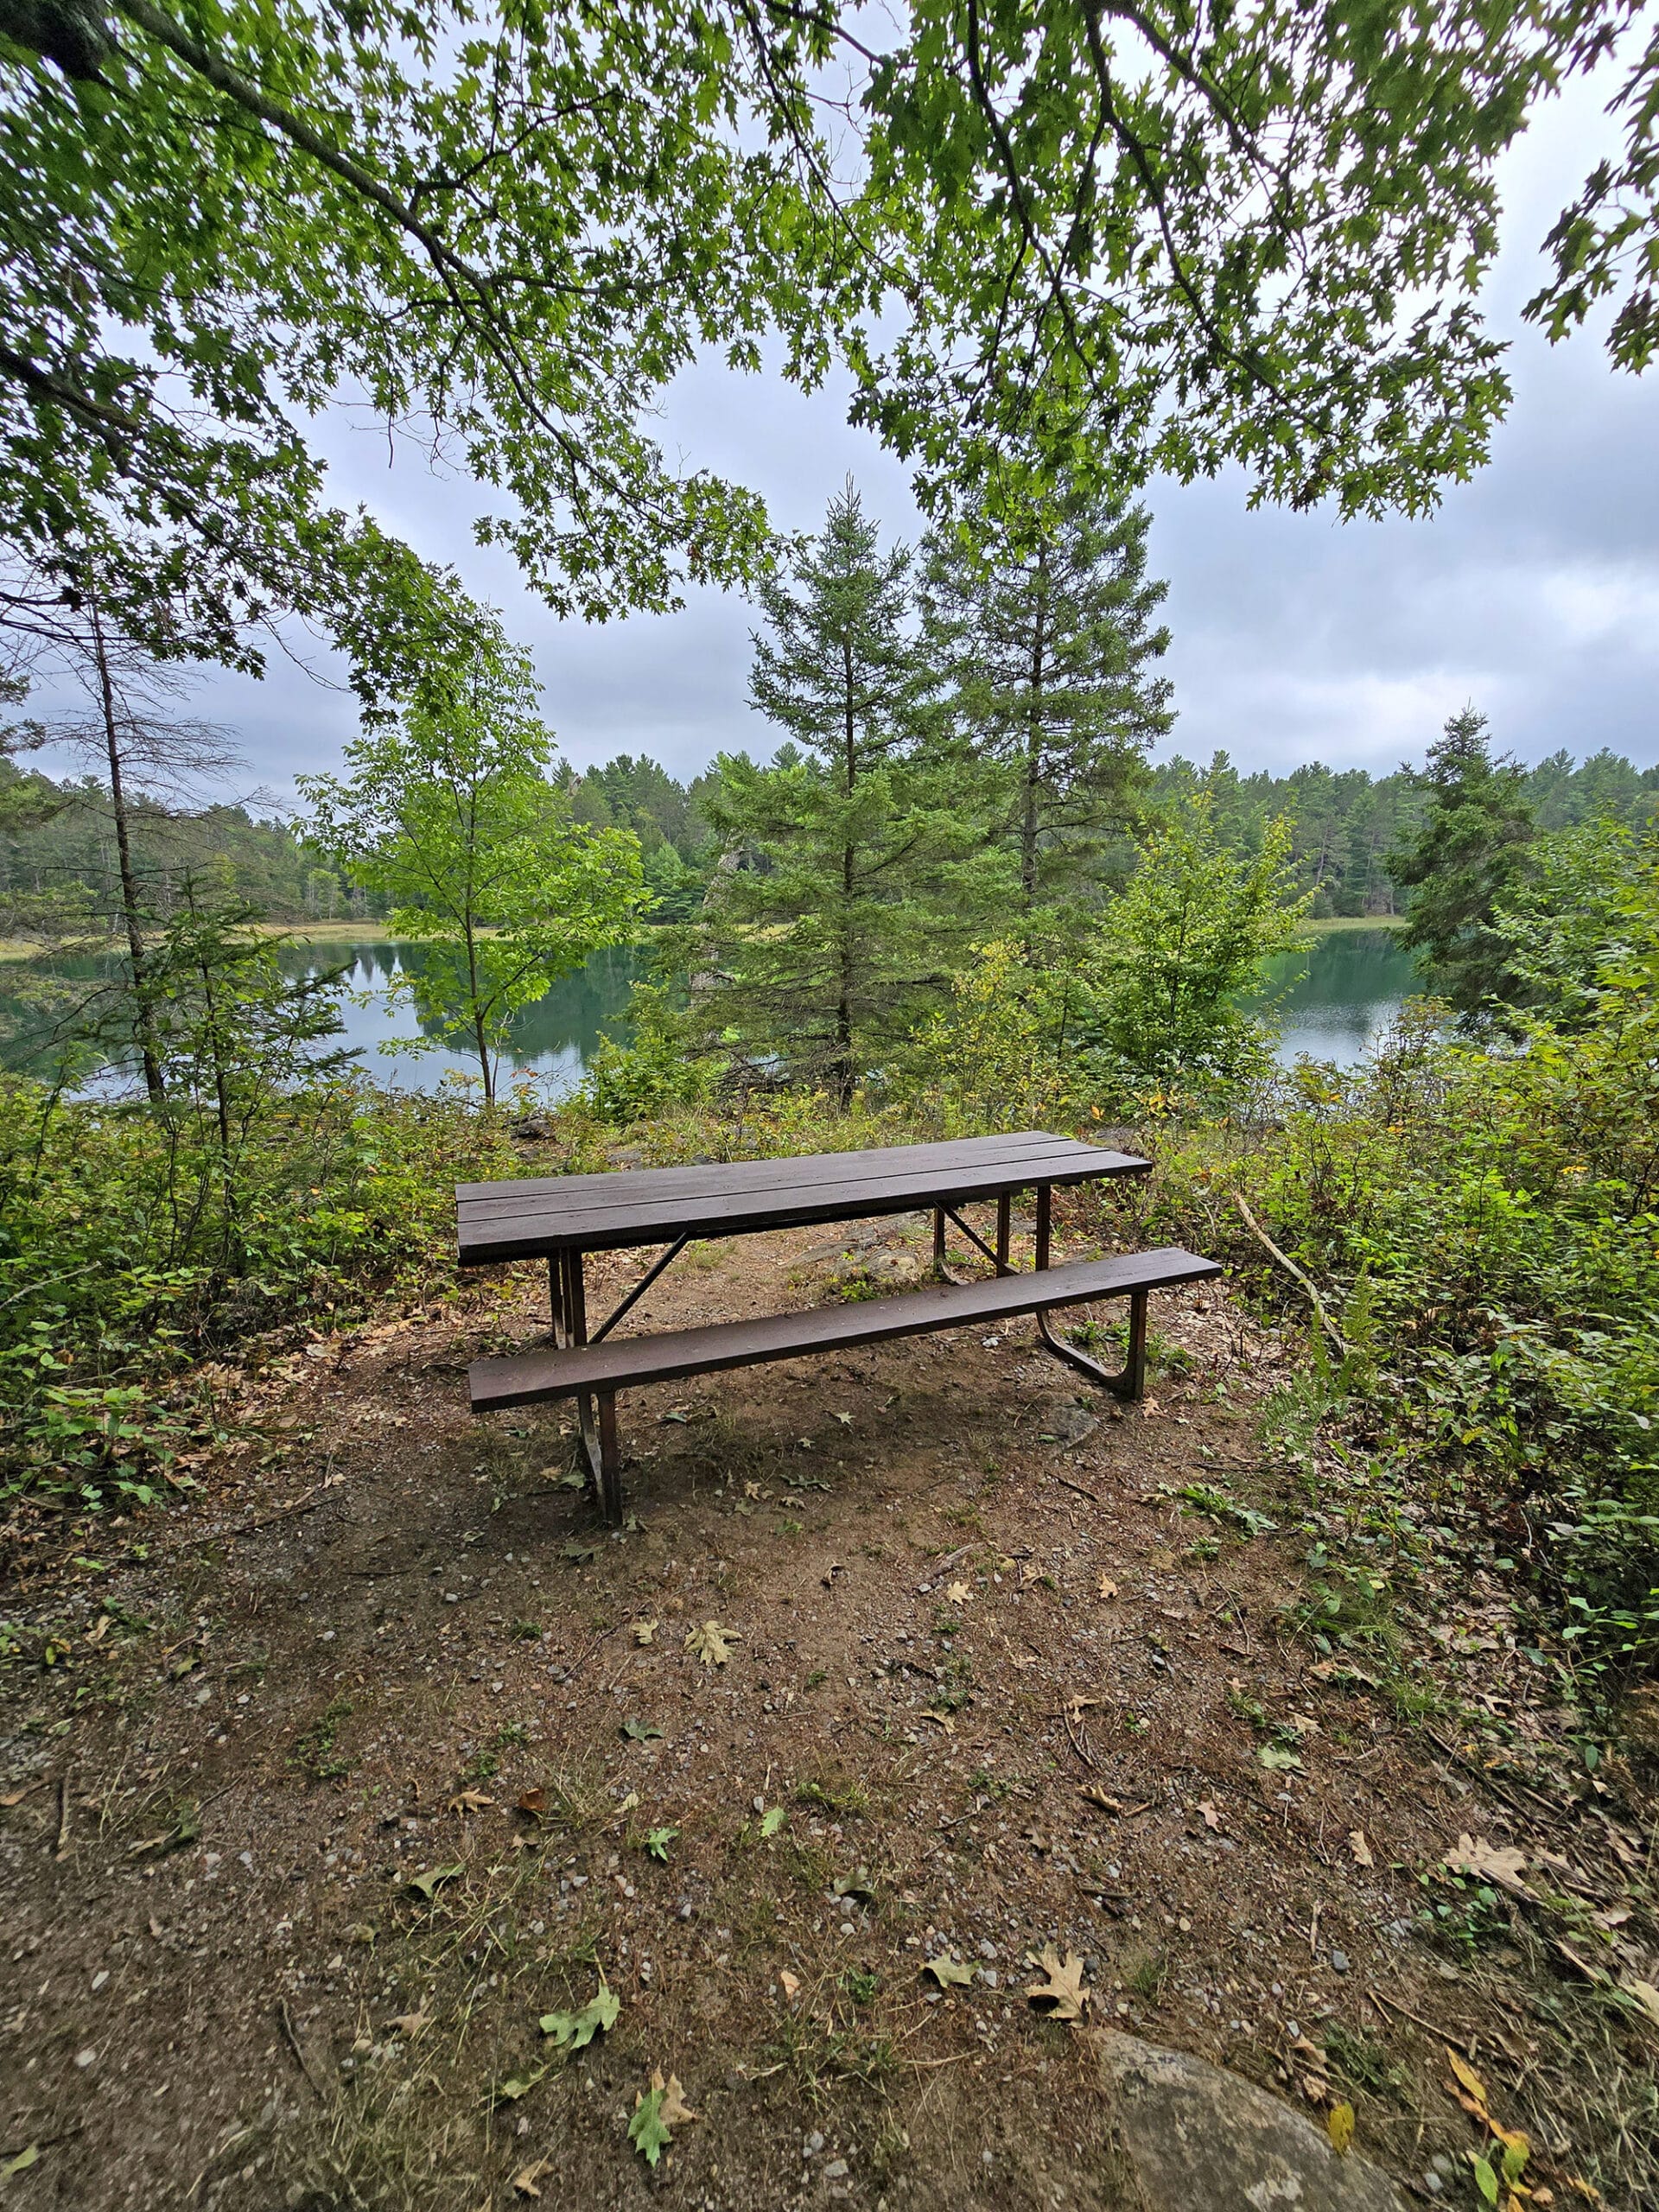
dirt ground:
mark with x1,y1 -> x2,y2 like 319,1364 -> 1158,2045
2,1182 -> 1656,2210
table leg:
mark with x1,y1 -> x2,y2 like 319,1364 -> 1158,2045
559,1252 -> 620,1520
549,1255 -> 568,1346
1033,1181 -> 1147,1401
931,1206 -> 947,1280
995,1192 -> 1011,1274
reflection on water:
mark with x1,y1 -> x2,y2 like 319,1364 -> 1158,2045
1258,927 -> 1419,1067
0,926 -> 1419,1095
0,938 -> 642,1098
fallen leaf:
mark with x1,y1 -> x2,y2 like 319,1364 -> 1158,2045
779,1969 -> 800,2000
833,1411 -> 853,1427
628,2074 -> 679,2167
0,1784 -> 36,1808
1618,1976 -> 1659,2031
632,1618 -> 658,1647
923,1707 -> 957,1732
1445,1834 -> 1529,1894
1327,2102 -> 1355,2155
1348,1828 -> 1374,1867
831,1864 -> 875,1903
656,2071 -> 697,2126
512,2158 -> 550,2199
620,1718 -> 664,1743
645,1825 -> 678,1862
540,1982 -> 620,2050
1446,2048 -> 1490,2113
760,1806 -> 786,1838
1080,1784 -> 1152,1816
448,1789 -> 494,1814
685,1619 -> 739,1667
0,2145 -> 39,2177
1025,1944 -> 1088,2022
1197,1799 -> 1222,1831
387,2010 -> 429,2039
493,2064 -> 549,2104
924,1954 -> 976,1990
1257,1744 -> 1302,1771
945,1580 -> 971,1605
403,1863 -> 465,1901
517,1789 -> 547,1818
1098,1575 -> 1119,1600
561,1538 -> 601,1565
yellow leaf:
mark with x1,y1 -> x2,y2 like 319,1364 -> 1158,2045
1098,1575 -> 1119,1600
685,1619 -> 739,1666
1348,1828 -> 1374,1866
1446,2048 -> 1490,2113
945,1580 -> 971,1605
1327,2102 -> 1355,2155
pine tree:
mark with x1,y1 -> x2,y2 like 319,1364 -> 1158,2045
920,488 -> 1173,932
1389,709 -> 1535,1016
685,482 -> 976,1104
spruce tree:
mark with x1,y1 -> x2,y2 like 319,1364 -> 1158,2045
1389,709 -> 1535,1017
920,488 -> 1173,932
686,482 -> 976,1104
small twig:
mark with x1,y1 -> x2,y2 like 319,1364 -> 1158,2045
278,1999 -> 328,2099
1054,1474 -> 1101,1504
1233,1192 -> 1346,1357
54,1766 -> 72,1861
1421,1727 -> 1573,1832
1367,1984 -> 1478,2056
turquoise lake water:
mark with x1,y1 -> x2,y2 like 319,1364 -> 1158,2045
0,925 -> 1421,1096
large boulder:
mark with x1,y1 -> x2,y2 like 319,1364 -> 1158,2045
1098,2032 -> 1411,2212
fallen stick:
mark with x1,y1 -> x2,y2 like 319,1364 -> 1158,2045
1232,1193 -> 1346,1357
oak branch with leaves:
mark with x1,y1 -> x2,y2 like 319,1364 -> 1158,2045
1,0 -> 1656,679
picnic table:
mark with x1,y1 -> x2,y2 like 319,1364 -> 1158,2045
459,1130 -> 1219,1523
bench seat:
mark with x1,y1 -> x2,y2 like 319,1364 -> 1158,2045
468,1245 -> 1219,1412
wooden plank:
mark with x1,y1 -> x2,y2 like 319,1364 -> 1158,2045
455,1132 -> 1099,1228
457,1149 -> 1150,1264
468,1247 -> 1219,1408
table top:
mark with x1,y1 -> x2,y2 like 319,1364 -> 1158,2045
456,1130 -> 1151,1265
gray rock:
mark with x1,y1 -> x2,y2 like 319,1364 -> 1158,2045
1099,2032 -> 1409,2212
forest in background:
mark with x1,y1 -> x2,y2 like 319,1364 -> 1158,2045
4,718 -> 1655,938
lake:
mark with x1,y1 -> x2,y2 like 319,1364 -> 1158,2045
0,925 -> 1421,1096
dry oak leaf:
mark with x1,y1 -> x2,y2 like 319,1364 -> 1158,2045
685,1620 -> 740,1667
924,1954 -> 976,1991
387,2010 -> 429,2039
779,1969 -> 800,2001
1445,1834 -> 1529,1894
448,1789 -> 494,1815
1025,1944 -> 1089,2022
1349,1828 -> 1375,1867
512,2159 -> 550,2200
945,1580 -> 972,1605
632,1618 -> 658,1647
1098,1575 -> 1119,1600
1619,1976 -> 1659,2031
654,2069 -> 697,2126
1196,1799 -> 1222,1831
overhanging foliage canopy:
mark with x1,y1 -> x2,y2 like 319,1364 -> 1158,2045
2,0 -> 1653,662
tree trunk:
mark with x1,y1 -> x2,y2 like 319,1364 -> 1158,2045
91,603 -> 164,1099
834,632 -> 858,1109
1022,546 -> 1049,930
464,912 -> 493,1102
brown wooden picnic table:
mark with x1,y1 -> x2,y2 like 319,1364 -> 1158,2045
459,1130 -> 1218,1522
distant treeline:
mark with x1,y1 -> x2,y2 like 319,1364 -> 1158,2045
3,741 -> 1655,935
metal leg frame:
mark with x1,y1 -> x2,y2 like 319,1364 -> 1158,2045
1030,1179 -> 1150,1402
549,1250 -> 623,1526
933,1197 -> 1016,1284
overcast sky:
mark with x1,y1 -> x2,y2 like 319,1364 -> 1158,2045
29,50 -> 1659,805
